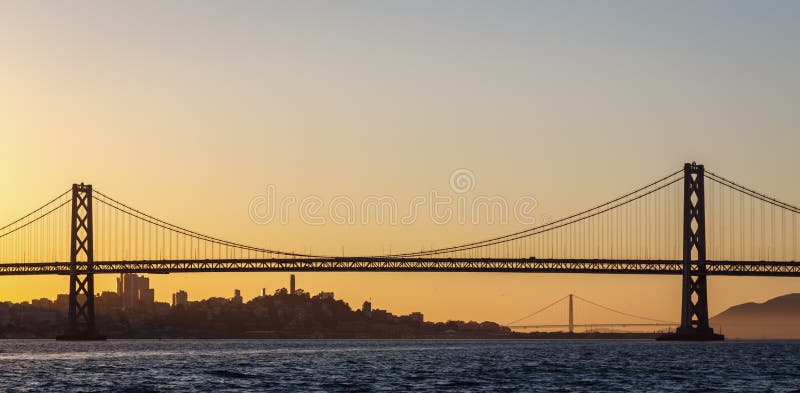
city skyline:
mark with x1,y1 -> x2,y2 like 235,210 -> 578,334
13,273 -> 387,316
7,273 -> 799,339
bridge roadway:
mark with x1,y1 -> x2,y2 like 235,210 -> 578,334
1,258 -> 799,276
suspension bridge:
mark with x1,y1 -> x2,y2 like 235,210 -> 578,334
507,294 -> 678,333
1,162 -> 798,340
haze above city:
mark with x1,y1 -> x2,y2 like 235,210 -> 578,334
2,1 -> 799,325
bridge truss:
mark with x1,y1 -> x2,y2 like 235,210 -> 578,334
1,258 -> 799,276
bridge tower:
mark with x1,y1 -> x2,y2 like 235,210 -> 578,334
568,294 -> 574,334
658,163 -> 723,341
56,184 -> 105,341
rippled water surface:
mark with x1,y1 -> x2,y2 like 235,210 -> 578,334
0,340 -> 799,392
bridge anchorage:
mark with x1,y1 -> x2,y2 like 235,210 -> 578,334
4,161 -> 798,340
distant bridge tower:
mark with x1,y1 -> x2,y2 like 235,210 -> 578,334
56,184 -> 105,341
659,163 -> 723,341
568,294 -> 574,334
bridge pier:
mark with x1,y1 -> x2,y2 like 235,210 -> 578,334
658,163 -> 723,341
56,184 -> 105,341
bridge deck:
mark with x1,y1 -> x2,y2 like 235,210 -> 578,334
1,258 -> 799,276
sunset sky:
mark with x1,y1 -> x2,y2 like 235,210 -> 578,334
2,1 -> 799,325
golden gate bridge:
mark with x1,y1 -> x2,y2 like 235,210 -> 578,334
0,163 -> 798,340
507,294 -> 677,333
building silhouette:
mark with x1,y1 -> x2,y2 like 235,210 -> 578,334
407,312 -> 424,323
117,273 -> 154,308
172,290 -> 188,307
232,289 -> 243,304
290,274 -> 296,295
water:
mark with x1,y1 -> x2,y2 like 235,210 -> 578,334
0,340 -> 799,392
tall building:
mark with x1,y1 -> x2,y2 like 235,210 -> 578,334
261,288 -> 267,297
232,289 -> 243,304
141,288 -> 155,306
290,274 -> 296,295
117,273 -> 154,308
362,301 -> 372,318
172,290 -> 188,307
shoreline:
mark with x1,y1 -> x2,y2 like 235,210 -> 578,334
0,332 -> 663,340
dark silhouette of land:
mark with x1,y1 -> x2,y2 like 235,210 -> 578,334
1,284 -> 660,339
2,286 -> 514,339
711,294 -> 800,339
15,278 -> 797,340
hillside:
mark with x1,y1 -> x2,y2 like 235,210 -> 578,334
710,294 -> 800,339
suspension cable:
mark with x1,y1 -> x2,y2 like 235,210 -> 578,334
706,171 -> 799,213
93,193 -> 329,259
0,200 -> 71,239
0,189 -> 70,232
573,294 -> 675,324
506,295 -> 570,326
382,169 -> 683,258
386,175 -> 683,257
